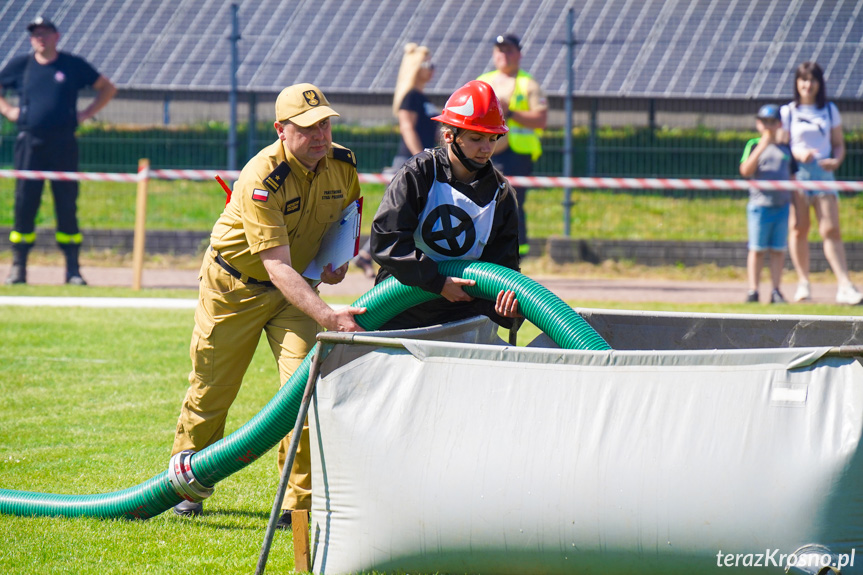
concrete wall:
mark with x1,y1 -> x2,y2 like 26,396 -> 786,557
544,238 -> 863,272
4,228 -> 862,273
0,228 -> 210,258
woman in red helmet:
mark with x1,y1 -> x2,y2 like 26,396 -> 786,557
370,80 -> 521,330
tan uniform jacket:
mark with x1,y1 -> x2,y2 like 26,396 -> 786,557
210,140 -> 360,280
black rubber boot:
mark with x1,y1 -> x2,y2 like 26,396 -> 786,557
60,243 -> 87,285
275,509 -> 293,530
173,500 -> 203,517
5,243 -> 31,285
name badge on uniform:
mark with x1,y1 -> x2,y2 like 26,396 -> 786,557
284,197 -> 301,215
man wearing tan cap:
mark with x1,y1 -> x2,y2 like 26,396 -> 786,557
169,83 -> 365,527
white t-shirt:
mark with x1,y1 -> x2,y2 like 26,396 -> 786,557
780,102 -> 841,161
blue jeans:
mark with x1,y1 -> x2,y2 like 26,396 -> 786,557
796,160 -> 839,199
747,203 -> 789,251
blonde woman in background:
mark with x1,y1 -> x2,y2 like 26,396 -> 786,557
390,42 -> 439,169
354,42 -> 439,277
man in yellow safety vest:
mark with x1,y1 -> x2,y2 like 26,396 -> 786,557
478,33 -> 547,258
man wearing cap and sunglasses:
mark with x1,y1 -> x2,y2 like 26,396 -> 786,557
169,83 -> 365,527
478,33 -> 547,258
0,16 -> 116,285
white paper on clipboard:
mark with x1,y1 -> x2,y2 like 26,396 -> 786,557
302,198 -> 363,281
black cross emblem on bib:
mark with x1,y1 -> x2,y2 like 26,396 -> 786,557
421,204 -> 476,258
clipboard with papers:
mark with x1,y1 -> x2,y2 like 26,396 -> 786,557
302,197 -> 363,281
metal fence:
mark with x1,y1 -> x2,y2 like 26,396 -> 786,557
2,90 -> 862,178
1,92 -> 862,254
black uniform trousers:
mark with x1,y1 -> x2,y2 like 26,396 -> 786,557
13,131 -> 80,239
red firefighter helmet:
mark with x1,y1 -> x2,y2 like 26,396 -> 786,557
432,80 -> 508,134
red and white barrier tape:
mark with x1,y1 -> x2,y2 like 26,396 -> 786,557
0,168 -> 141,183
502,175 -> 863,191
1,168 -> 862,192
151,169 -> 238,181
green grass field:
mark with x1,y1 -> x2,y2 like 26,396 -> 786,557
3,178 -> 862,242
2,168 -> 863,573
0,305 -> 301,574
2,289 -> 862,574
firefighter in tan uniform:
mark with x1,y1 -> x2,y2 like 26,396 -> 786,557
170,83 -> 366,527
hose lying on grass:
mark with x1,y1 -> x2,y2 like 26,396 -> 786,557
0,261 -> 611,519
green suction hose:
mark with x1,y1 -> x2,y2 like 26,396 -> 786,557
0,262 -> 610,519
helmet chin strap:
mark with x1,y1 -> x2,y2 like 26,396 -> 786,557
450,129 -> 489,172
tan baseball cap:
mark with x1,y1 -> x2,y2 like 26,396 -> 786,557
275,83 -> 339,127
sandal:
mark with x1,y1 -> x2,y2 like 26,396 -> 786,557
353,252 -> 376,279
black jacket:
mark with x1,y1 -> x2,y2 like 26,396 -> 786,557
370,147 -> 520,330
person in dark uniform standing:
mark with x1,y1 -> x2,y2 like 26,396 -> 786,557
370,80 -> 521,330
0,16 -> 116,285
170,83 -> 366,528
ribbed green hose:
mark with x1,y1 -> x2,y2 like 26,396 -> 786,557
0,262 -> 610,519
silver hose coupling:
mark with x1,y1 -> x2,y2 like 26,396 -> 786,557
167,450 -> 215,502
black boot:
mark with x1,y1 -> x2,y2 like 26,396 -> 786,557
60,243 -> 87,285
173,500 -> 203,517
5,243 -> 31,285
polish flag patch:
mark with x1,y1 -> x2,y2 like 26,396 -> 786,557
252,188 -> 269,202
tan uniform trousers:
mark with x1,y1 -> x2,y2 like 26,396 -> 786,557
172,254 -> 318,511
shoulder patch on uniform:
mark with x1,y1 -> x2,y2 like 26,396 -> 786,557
263,162 -> 291,192
331,146 -> 357,167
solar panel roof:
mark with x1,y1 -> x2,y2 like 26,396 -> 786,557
1,0 -> 861,100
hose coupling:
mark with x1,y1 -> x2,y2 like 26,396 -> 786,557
168,450 -> 214,502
